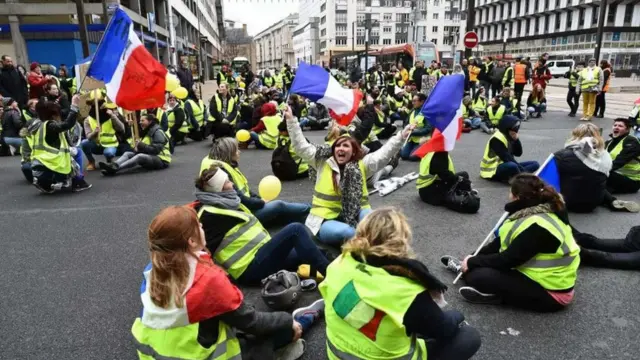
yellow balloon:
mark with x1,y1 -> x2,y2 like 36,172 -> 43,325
236,129 -> 251,142
165,74 -> 180,92
259,175 -> 282,201
172,87 -> 188,99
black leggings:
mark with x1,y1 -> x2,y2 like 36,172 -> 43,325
575,226 -> 640,270
607,172 -> 640,194
594,91 -> 606,117
566,87 -> 579,114
463,267 -> 565,312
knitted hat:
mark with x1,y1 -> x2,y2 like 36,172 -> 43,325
30,62 -> 39,71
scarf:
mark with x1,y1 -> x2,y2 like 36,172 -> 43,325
194,189 -> 241,210
315,146 -> 363,228
564,137 -> 612,176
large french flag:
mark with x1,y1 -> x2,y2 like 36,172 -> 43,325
87,8 -> 167,110
412,75 -> 464,158
290,62 -> 362,126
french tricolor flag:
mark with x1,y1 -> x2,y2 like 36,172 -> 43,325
290,62 -> 362,126
87,8 -> 167,110
412,75 -> 464,158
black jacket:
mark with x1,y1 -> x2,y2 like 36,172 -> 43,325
467,199 -> 573,293
1,108 -> 23,138
167,106 -> 186,135
606,135 -> 640,172
489,118 -> 522,165
43,106 -> 79,148
137,124 -> 168,157
554,148 -> 607,213
209,93 -> 238,123
176,67 -> 194,90
0,67 -> 28,106
412,67 -> 426,91
350,254 -> 468,343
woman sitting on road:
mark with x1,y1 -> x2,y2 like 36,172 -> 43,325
320,207 -> 481,360
248,102 -> 281,150
285,104 -> 412,246
554,123 -> 639,213
441,174 -> 580,312
200,137 -> 310,227
99,114 -> 171,176
194,167 -> 329,284
573,226 -> 640,270
526,83 -> 547,118
132,205 -> 323,360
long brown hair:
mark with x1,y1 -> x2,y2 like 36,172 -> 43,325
147,206 -> 203,309
510,174 -> 565,212
531,84 -> 545,102
331,136 -> 365,192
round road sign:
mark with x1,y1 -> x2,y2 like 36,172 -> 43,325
463,31 -> 479,49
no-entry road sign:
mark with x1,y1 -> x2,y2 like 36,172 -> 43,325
463,31 -> 479,49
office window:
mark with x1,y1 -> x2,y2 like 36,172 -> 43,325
432,26 -> 438,32
579,9 -> 585,26
534,0 -> 539,12
383,26 -> 392,33
517,20 -> 522,34
591,6 -> 599,25
357,13 -> 365,22
624,4 -> 633,24
336,38 -> 347,45
383,13 -> 392,20
396,13 -> 409,22
321,16 -> 326,24
555,14 -> 560,30
433,13 -> 439,19
607,4 -> 616,25
555,0 -> 560,7
567,10 -> 573,28
444,11 -> 451,20
370,38 -> 379,45
534,17 -> 539,32
336,13 -> 347,23
545,14 -> 550,32
525,18 -> 530,32
321,29 -> 326,36
544,0 -> 549,10
383,38 -> 391,44
431,38 -> 437,45
508,2 -> 512,16
357,28 -> 365,36
321,3 -> 326,11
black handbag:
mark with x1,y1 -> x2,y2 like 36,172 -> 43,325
444,178 -> 481,214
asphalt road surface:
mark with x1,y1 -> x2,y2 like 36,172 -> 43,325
1,111 -> 638,360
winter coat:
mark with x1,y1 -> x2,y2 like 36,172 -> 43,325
554,148 -> 608,213
136,123 -> 168,157
307,104 -> 330,121
27,72 -> 49,99
1,108 -> 23,138
532,66 -> 552,89
490,66 -> 506,85
0,67 -> 28,106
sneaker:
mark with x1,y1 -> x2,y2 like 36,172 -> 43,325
86,162 -> 97,171
596,114 -> 604,119
568,112 -> 576,117
99,162 -> 118,176
536,113 -> 542,118
292,299 -> 324,324
275,339 -> 306,360
440,255 -> 462,273
72,179 -> 92,192
579,117 -> 588,121
459,286 -> 502,305
612,200 -> 640,213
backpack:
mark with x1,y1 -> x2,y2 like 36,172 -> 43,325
271,138 -> 300,181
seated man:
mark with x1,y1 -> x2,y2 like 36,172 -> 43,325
81,100 -> 128,170
400,93 -> 431,162
184,95 -> 208,142
99,114 -> 171,176
605,118 -> 640,194
462,96 -> 492,134
304,102 -> 331,130
207,83 -> 237,139
480,116 -> 539,182
417,151 -> 477,213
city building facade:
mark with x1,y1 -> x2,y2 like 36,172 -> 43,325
415,0 -> 466,61
463,0 -> 640,74
223,20 -> 256,69
0,0 -> 224,80
254,13 -> 298,71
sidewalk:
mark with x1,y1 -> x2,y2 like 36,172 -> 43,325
545,77 -> 640,93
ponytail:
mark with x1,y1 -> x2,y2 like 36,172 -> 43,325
510,174 -> 565,212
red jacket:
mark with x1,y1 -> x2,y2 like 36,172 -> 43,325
27,72 -> 48,99
532,67 -> 552,89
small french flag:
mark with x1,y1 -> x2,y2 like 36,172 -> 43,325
87,7 -> 167,110
290,62 -> 362,126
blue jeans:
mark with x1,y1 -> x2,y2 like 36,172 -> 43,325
318,208 -> 372,246
21,162 -> 33,183
299,117 -> 309,128
464,117 -> 483,129
73,147 -> 84,179
492,160 -> 540,183
4,137 -> 23,149
237,223 -> 330,284
400,141 -> 420,161
250,131 -> 268,149
390,113 -> 402,122
81,139 -> 117,164
253,200 -> 311,227
527,103 -> 547,115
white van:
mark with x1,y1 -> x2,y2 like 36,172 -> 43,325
547,59 -> 575,78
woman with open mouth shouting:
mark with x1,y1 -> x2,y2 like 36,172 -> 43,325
284,104 -> 414,246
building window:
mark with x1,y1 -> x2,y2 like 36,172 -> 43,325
431,38 -> 437,45
336,38 -> 347,45
591,6 -> 599,25
357,13 -> 365,22
534,0 -> 539,12
383,26 -> 392,33
357,28 -> 365,36
555,14 -> 560,30
370,38 -> 379,45
383,13 -> 392,21
396,13 -> 409,22
433,13 -> 439,20
607,4 -> 616,25
624,4 -> 633,24
321,3 -> 326,11
567,10 -> 573,28
444,11 -> 451,20
545,14 -> 550,32
517,20 -> 522,34
544,0 -> 549,10
383,38 -> 391,45
357,37 -> 365,45
321,29 -> 326,36
395,38 -> 404,44
432,26 -> 438,32
578,9 -> 585,26
321,16 -> 326,25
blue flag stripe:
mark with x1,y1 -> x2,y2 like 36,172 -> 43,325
289,62 -> 329,102
420,75 -> 465,133
537,155 -> 561,192
86,8 -> 132,83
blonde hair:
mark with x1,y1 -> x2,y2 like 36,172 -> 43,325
326,122 -> 346,143
342,207 -> 414,260
568,123 -> 605,151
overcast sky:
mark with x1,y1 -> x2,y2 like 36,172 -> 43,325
223,0 -> 299,35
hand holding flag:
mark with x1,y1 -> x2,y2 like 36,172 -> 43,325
411,75 -> 465,158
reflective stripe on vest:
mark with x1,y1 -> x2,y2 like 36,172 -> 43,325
417,152 -> 454,189
310,160 -> 370,219
197,205 -> 270,279
608,136 -> 640,181
215,95 -> 236,124
87,116 -> 119,148
408,110 -> 426,143
132,317 -> 242,360
22,109 -> 32,122
502,67 -> 514,87
486,105 -> 506,126
498,213 -> 580,290
200,158 -> 250,195
187,99 -> 205,127
580,67 -> 600,89
218,72 -> 227,84
32,120 -> 72,174
258,115 -> 281,149
167,106 -> 189,134
472,98 -> 486,113
514,63 -> 527,84
142,128 -> 171,163
319,253 -> 427,360
480,131 -> 508,178
569,72 -> 579,87
263,76 -> 274,87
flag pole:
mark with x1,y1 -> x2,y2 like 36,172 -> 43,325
452,153 -> 556,284
77,5 -> 119,93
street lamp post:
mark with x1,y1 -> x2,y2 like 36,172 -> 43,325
594,0 -> 607,61
464,0 -> 475,60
